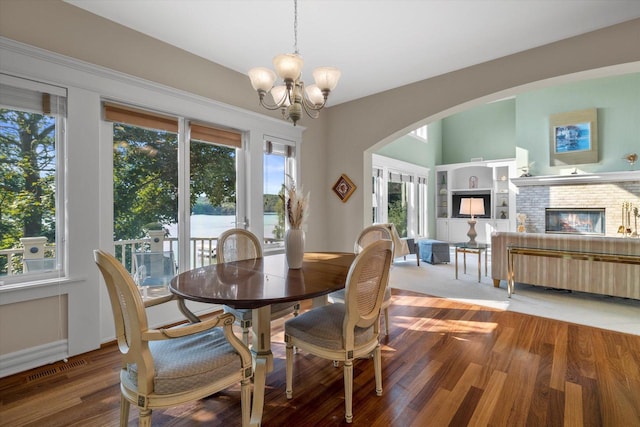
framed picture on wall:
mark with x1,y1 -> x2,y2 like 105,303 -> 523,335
549,108 -> 598,166
332,174 -> 357,202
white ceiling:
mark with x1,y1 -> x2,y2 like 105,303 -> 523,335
64,0 -> 640,106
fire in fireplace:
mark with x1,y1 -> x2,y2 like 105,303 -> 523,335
545,208 -> 606,235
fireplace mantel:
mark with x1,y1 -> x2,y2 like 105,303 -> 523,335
512,170 -> 640,187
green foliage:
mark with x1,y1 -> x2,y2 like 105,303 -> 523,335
0,109 -> 56,257
271,186 -> 285,239
112,126 -> 237,240
388,200 -> 407,237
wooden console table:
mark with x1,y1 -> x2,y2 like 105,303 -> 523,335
506,246 -> 640,297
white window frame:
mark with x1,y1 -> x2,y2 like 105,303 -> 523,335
372,154 -> 430,238
0,74 -> 67,285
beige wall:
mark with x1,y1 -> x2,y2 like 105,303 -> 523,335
2,0 -> 639,252
0,296 -> 68,353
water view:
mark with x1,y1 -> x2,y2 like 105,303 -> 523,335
167,214 -> 281,239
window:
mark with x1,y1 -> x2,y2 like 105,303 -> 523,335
372,154 -> 429,239
189,122 -> 242,266
263,137 -> 296,253
105,102 -> 244,273
409,125 -> 428,142
387,172 -> 411,238
0,76 -> 66,282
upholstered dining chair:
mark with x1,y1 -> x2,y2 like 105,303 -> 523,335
330,224 -> 394,335
217,228 -> 300,345
284,239 -> 393,423
94,249 -> 253,427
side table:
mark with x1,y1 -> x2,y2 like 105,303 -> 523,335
454,242 -> 488,283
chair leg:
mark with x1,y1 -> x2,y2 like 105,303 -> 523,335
373,344 -> 383,396
382,307 -> 390,336
120,395 -> 130,427
138,408 -> 152,427
285,338 -> 294,399
343,360 -> 354,423
240,377 -> 251,427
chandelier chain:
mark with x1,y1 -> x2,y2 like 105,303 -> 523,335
293,0 -> 298,54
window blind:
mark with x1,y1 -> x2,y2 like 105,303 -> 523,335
0,80 -> 67,116
103,102 -> 178,133
190,122 -> 242,148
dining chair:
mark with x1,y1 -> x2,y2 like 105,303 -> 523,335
217,228 -> 300,345
94,249 -> 253,427
330,224 -> 394,335
284,239 -> 393,423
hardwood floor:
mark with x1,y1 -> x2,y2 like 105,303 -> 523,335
2,289 -> 640,426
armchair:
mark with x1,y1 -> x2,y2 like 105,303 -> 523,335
94,249 -> 253,427
284,239 -> 393,423
330,224 -> 394,335
218,228 -> 300,345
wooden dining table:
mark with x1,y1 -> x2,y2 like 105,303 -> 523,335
169,251 -> 356,426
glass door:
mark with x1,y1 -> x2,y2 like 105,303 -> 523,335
188,122 -> 243,267
263,137 -> 296,253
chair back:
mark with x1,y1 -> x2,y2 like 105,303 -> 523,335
354,225 -> 392,253
344,239 -> 393,334
94,249 -> 149,364
217,228 -> 262,263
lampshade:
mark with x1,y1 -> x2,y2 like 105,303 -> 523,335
273,53 -> 304,81
248,67 -> 277,92
270,85 -> 290,107
313,66 -> 341,91
304,84 -> 324,106
459,198 -> 485,217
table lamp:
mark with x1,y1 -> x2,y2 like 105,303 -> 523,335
459,198 -> 485,245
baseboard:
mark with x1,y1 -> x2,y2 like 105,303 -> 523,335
0,339 -> 68,378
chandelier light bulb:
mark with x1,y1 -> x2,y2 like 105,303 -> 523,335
313,67 -> 341,91
304,84 -> 324,106
271,85 -> 290,107
273,53 -> 304,82
248,67 -> 276,92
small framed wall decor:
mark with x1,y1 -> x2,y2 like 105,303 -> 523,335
549,108 -> 598,166
332,174 -> 357,202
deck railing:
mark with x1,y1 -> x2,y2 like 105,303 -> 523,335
1,230 -> 283,277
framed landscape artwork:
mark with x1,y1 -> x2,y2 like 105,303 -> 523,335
549,108 -> 598,166
332,174 -> 356,202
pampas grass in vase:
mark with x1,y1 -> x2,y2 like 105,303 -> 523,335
281,177 -> 309,268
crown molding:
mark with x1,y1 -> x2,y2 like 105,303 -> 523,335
512,170 -> 640,186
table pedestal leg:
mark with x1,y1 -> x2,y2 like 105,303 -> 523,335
477,250 -> 481,283
249,306 -> 273,427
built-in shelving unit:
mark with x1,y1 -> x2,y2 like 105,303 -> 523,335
435,159 -> 516,243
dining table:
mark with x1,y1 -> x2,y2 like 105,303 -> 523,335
169,251 -> 356,426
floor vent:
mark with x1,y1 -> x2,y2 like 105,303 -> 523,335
58,359 -> 87,371
26,359 -> 88,382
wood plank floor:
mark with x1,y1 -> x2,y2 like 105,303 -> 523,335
2,289 -> 640,426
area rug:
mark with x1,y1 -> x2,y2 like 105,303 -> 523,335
390,254 -> 640,336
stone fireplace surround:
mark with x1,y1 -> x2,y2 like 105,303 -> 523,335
513,171 -> 640,237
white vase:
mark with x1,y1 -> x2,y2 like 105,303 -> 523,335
285,228 -> 305,269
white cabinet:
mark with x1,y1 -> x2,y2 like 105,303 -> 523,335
435,159 -> 516,243
436,219 -> 449,241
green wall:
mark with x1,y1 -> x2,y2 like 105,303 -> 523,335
381,72 -> 638,174
441,98 -> 516,164
515,72 -> 640,175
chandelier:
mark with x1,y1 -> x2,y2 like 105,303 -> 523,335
248,0 -> 341,126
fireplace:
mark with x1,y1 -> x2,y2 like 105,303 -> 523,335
545,208 -> 606,235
